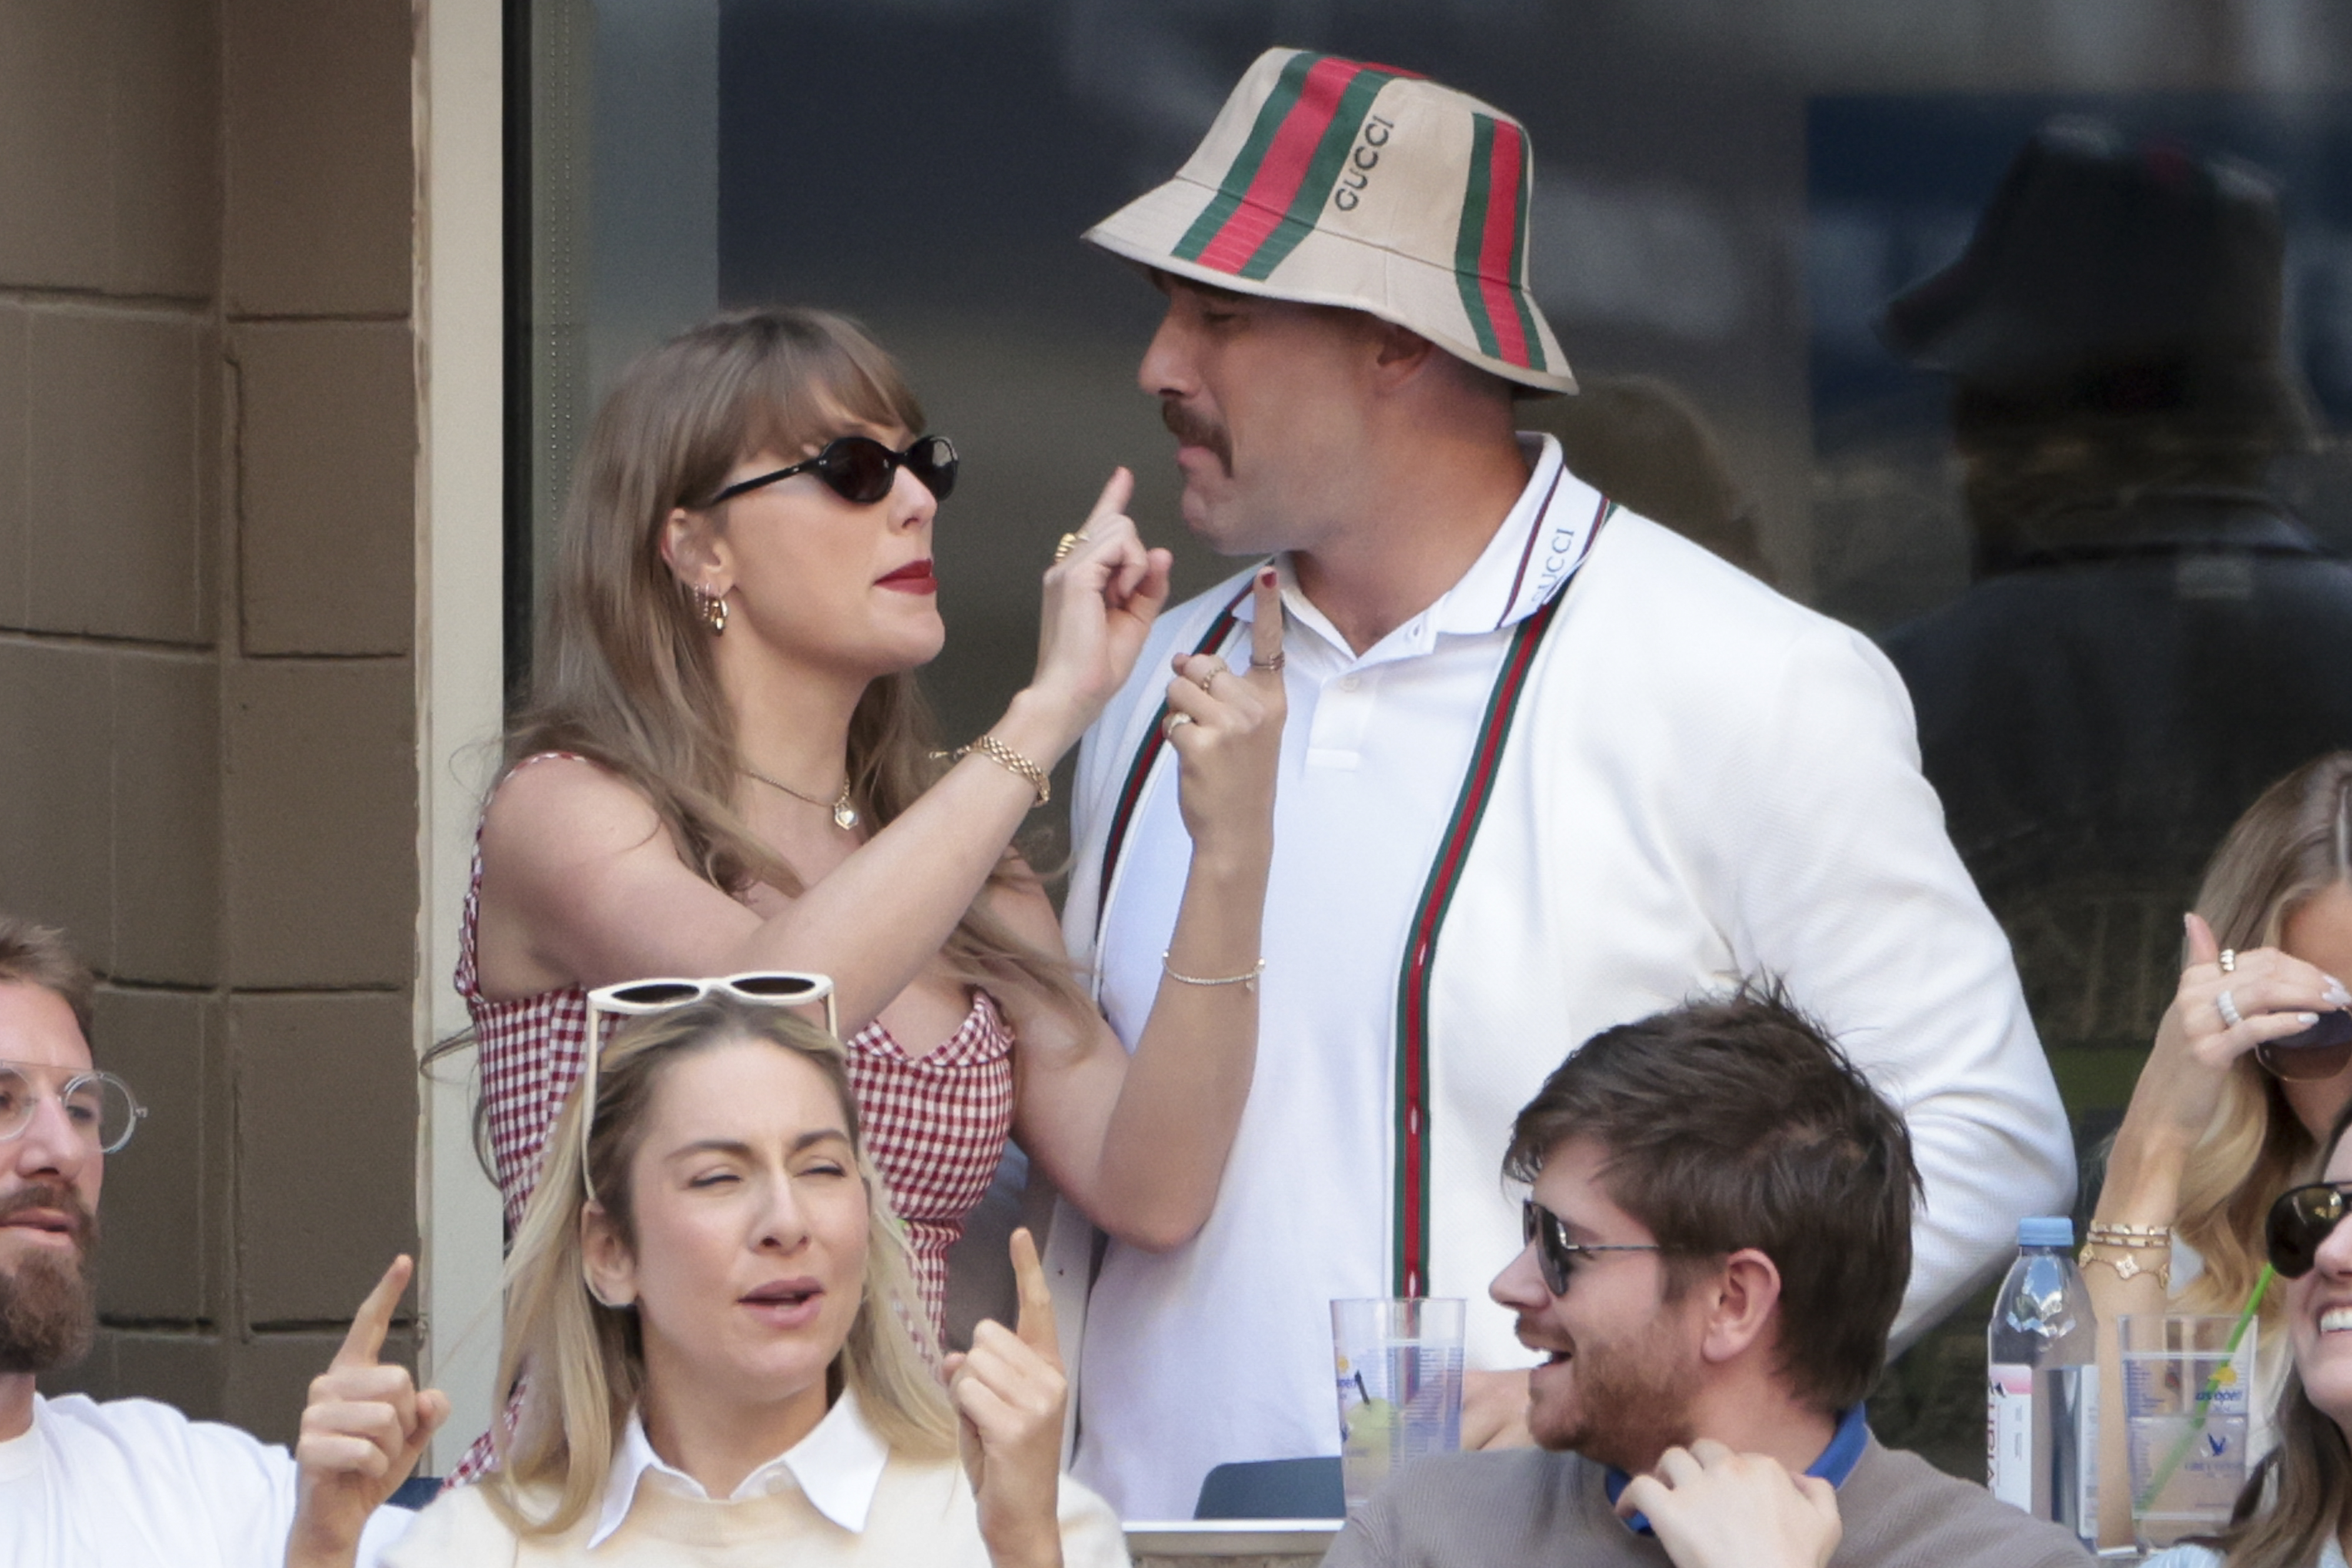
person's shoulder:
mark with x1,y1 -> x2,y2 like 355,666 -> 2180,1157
1573,506 -> 1873,676
1841,1442 -> 2092,1566
1372,1447 -> 1595,1537
379,1482 -> 523,1567
36,1392 -> 287,1475
479,749 -> 663,865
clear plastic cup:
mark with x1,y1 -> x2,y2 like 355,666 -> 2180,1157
1331,1298 -> 1465,1511
2120,1315 -> 2257,1550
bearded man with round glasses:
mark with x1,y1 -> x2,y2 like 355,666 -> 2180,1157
0,914 -> 415,1567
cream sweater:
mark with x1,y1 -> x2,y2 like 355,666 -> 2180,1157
382,1455 -> 1128,1567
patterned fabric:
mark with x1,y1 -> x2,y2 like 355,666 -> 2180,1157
444,753 -> 1020,1486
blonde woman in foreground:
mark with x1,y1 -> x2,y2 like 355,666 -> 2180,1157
286,997 -> 1121,1567
2089,752 -> 2352,1546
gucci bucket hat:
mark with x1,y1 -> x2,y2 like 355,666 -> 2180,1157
1085,48 -> 1575,394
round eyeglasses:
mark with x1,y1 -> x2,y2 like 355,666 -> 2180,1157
0,1060 -> 146,1154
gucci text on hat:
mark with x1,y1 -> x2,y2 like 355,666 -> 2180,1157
1085,48 -> 1575,394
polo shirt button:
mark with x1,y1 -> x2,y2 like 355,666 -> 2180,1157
1338,674 -> 1361,691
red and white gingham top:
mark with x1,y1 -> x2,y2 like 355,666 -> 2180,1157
445,754 -> 1017,1482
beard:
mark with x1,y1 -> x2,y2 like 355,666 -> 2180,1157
1160,397 -> 1235,475
0,1182 -> 99,1375
1527,1313 -> 1705,1476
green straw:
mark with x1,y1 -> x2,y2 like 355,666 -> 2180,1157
2134,1263 -> 2275,1513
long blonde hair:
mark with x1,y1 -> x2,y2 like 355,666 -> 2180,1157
508,305 -> 1084,1011
2174,751 -> 2352,1318
486,996 -> 956,1536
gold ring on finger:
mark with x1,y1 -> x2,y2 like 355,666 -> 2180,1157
1250,651 -> 1286,671
1053,531 -> 1090,563
1195,668 -> 1220,693
2219,948 -> 2237,974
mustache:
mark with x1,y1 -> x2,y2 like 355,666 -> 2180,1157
1160,399 -> 1234,474
0,1182 -> 97,1252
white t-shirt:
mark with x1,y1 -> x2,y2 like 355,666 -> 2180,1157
0,1392 -> 415,1567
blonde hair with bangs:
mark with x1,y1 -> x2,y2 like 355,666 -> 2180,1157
2173,751 -> 2352,1321
485,996 -> 954,1537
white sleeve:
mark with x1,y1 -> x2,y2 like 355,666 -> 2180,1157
1713,618 -> 2075,1343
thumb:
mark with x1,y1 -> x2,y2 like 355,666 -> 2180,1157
1008,1228 -> 1061,1368
332,1255 -> 410,1372
2185,911 -> 2221,968
403,1389 -> 453,1467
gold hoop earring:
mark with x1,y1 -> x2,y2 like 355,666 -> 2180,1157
694,587 -> 729,635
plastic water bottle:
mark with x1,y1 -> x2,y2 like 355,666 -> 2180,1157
1987,1216 -> 2099,1546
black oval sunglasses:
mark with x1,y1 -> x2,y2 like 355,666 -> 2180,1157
704,434 -> 958,509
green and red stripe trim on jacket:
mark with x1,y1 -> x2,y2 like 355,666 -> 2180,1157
1173,53 -> 1422,282
1092,586 -> 1252,918
1388,504 -> 1606,1295
1452,114 -> 1546,373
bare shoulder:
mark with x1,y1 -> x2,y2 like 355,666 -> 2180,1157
479,753 -> 669,873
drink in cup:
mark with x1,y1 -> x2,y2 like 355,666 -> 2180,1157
2120,1315 -> 2257,1550
1331,1298 -> 1465,1511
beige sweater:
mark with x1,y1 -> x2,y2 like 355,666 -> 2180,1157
382,1455 -> 1129,1567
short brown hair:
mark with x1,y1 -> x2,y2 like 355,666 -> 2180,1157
0,915 -> 94,1041
1504,984 -> 1919,1413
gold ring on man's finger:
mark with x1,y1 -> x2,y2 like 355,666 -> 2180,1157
1053,531 -> 1090,563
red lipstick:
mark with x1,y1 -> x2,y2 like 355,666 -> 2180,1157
877,559 -> 936,593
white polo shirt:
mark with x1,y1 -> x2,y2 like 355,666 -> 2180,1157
1058,435 -> 2070,1519
0,1392 -> 415,1567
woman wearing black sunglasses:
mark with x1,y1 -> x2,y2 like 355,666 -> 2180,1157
2140,1104 -> 2352,1568
2087,753 -> 2352,1545
450,309 -> 1282,1429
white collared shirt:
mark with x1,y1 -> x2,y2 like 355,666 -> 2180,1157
588,1386 -> 891,1549
1061,433 -> 2069,1518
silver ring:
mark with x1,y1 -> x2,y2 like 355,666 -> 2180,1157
1250,651 -> 1286,672
2217,989 -> 2244,1029
2219,948 -> 2237,974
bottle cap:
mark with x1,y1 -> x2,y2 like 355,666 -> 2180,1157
2018,1216 -> 2074,1248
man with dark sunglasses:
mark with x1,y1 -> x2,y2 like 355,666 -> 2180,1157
1053,44 -> 2072,1519
0,915 -> 416,1567
1322,989 -> 2090,1568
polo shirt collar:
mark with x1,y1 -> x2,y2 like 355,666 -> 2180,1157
1232,433 -> 1599,663
587,1386 -> 890,1549
1603,1405 -> 1872,1537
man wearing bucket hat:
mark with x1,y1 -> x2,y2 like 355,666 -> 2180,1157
1051,48 -> 2072,1519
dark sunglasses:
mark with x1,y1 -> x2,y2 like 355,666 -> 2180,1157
1522,1199 -> 1663,1296
706,434 -> 958,509
2257,1009 -> 2352,1082
2269,1181 -> 2352,1278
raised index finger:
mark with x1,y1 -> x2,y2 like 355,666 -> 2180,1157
333,1254 -> 412,1372
1246,565 -> 1284,688
1082,467 -> 1135,533
1007,1227 -> 1061,1368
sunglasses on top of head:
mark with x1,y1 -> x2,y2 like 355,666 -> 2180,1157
1521,1199 -> 1665,1296
576,971 -> 838,1202
704,434 -> 958,509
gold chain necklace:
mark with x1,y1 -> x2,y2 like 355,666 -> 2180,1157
744,767 -> 858,831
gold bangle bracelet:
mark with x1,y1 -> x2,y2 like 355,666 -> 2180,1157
2086,1222 -> 2174,1249
1161,952 -> 1264,991
954,735 -> 1049,807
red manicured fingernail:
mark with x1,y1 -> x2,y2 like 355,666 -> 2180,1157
1259,568 -> 1275,587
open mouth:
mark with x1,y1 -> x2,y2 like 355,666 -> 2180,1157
739,1278 -> 824,1325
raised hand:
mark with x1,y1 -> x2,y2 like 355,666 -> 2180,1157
2126,912 -> 2350,1154
1162,566 -> 1286,856
1615,1441 -> 1841,1568
944,1228 -> 1067,1568
286,1256 -> 451,1568
1027,469 -> 1175,757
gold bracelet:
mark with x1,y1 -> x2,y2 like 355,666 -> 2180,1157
2086,1222 -> 2173,1249
1162,951 -> 1265,991
2079,1242 -> 2172,1289
954,735 -> 1048,807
